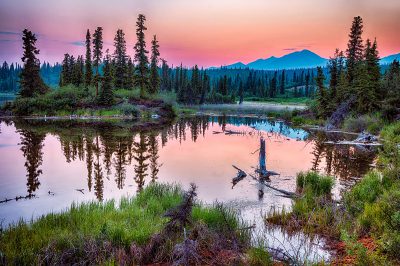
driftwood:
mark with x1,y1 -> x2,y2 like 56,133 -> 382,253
324,141 -> 382,147
325,96 -> 355,130
76,189 -> 85,194
225,130 -> 243,135
232,165 -> 247,187
0,194 -> 36,204
261,182 -> 299,198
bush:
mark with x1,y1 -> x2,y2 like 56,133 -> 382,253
344,171 -> 391,216
342,113 -> 384,134
378,122 -> 400,174
296,171 -> 334,197
115,102 -> 139,117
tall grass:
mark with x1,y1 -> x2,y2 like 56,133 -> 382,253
0,183 -> 251,265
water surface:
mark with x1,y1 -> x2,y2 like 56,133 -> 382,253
0,116 -> 376,261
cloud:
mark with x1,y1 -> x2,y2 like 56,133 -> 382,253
283,48 -> 297,51
68,41 -> 85,46
0,31 -> 21,36
0,39 -> 19,42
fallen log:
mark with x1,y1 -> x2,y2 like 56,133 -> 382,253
262,182 -> 299,198
324,141 -> 382,147
0,194 -> 36,204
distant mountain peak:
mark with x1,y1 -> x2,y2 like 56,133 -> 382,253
217,50 -> 400,70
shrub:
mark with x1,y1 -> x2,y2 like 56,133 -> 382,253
115,102 -> 139,117
296,171 -> 334,197
378,122 -> 400,174
342,113 -> 384,134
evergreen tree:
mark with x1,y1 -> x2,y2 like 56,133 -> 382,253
149,35 -> 160,94
134,14 -> 150,98
364,38 -> 381,102
382,60 -> 400,120
280,70 -> 285,95
99,50 -> 114,106
60,53 -> 71,86
269,71 -> 277,98
19,29 -> 48,97
124,57 -> 135,89
346,16 -> 364,85
92,27 -> 103,96
72,55 -> 84,87
315,67 -> 329,118
328,49 -> 345,104
113,29 -> 127,89
238,80 -> 244,104
160,59 -> 170,91
85,29 -> 92,87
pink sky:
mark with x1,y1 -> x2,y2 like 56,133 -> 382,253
0,0 -> 399,67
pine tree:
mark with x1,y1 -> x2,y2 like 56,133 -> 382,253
124,57 -> 135,89
60,53 -> 71,86
346,16 -> 364,85
92,27 -> 103,96
315,67 -> 329,118
280,70 -> 285,95
85,29 -> 92,87
134,14 -> 149,98
113,29 -> 127,89
364,38 -> 381,102
19,29 -> 48,97
72,55 -> 84,87
238,80 -> 244,104
269,71 -> 277,98
149,35 -> 160,94
328,49 -> 345,105
354,63 -> 374,113
161,59 -> 170,91
99,50 -> 114,106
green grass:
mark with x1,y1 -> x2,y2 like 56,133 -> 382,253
0,183 -> 252,265
342,113 -> 385,134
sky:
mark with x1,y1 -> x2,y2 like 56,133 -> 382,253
0,0 -> 399,67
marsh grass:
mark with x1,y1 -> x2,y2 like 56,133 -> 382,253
0,183 -> 252,265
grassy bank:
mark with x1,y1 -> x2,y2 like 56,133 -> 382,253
0,183 -> 270,265
266,122 -> 400,265
1,86 -> 177,120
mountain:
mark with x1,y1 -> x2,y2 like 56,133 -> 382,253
223,50 -> 328,70
220,50 -> 400,70
380,53 -> 400,65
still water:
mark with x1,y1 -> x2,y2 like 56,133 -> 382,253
0,116 -> 376,261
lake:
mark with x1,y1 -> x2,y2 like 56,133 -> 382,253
0,116 -> 376,261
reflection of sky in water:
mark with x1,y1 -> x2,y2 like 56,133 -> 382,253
208,116 -> 309,140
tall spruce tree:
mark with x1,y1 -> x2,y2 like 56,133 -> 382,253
113,29 -> 127,89
315,67 -> 329,118
280,70 -> 285,95
346,16 -> 364,85
85,29 -> 92,87
19,29 -> 48,97
60,53 -> 71,86
92,27 -> 103,96
99,50 -> 113,106
364,38 -> 381,102
134,14 -> 149,98
149,35 -> 160,94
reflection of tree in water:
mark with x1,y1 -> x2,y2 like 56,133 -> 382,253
100,131 -> 116,177
93,136 -> 104,201
85,135 -> 94,192
148,134 -> 160,183
132,133 -> 150,192
18,129 -> 46,196
113,136 -> 130,189
311,133 -> 376,186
